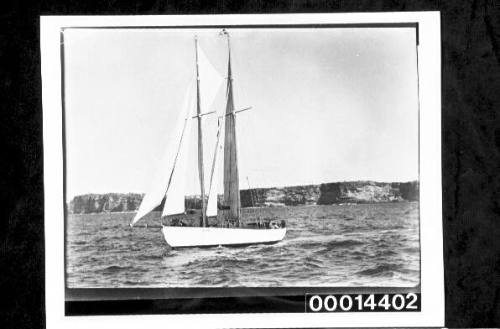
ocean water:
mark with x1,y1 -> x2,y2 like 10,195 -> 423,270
66,202 -> 419,288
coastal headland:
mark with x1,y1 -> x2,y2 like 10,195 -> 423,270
68,181 -> 418,214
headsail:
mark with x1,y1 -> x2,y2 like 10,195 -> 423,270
161,101 -> 195,217
130,81 -> 196,226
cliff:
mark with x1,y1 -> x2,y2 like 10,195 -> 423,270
316,181 -> 419,204
69,193 -> 143,214
68,181 -> 418,214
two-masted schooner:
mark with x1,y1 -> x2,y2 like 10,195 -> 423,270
130,30 -> 286,248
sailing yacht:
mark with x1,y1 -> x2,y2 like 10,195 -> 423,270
130,30 -> 286,248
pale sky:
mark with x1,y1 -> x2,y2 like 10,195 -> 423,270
63,27 -> 419,199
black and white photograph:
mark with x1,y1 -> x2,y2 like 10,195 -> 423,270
64,26 -> 420,288
41,13 -> 443,328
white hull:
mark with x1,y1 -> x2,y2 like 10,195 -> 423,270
161,226 -> 286,248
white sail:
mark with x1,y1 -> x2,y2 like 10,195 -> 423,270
197,44 -> 224,114
206,116 -> 225,217
161,102 -> 194,217
197,41 -> 224,219
131,81 -> 196,226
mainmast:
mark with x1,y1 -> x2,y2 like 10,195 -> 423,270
195,36 -> 208,227
222,30 -> 241,226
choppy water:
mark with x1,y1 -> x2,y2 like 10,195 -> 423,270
66,202 -> 419,287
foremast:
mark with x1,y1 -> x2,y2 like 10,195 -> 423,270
195,36 -> 208,227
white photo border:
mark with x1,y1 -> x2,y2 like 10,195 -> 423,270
41,12 -> 443,328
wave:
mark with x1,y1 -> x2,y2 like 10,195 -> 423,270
93,236 -> 108,244
355,263 -> 402,277
324,239 -> 364,249
376,249 -> 398,257
302,239 -> 365,252
137,254 -> 164,261
67,203 -> 420,287
303,256 -> 324,269
97,264 -> 147,275
75,231 -> 92,236
184,255 -> 258,270
401,246 -> 420,253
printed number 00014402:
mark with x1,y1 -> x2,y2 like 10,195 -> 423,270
306,293 -> 420,312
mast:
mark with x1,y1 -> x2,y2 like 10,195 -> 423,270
195,36 -> 208,227
222,30 -> 241,226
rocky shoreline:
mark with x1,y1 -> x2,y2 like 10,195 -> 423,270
68,181 -> 418,214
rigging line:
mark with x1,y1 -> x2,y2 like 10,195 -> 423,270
163,112 -> 192,210
207,114 -> 224,216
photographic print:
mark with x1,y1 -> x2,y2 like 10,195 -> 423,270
64,26 -> 419,288
42,13 -> 443,328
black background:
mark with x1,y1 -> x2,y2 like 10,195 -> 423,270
0,0 -> 499,328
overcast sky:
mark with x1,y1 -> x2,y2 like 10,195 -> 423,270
63,27 -> 419,199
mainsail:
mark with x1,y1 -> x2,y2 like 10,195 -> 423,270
161,102 -> 194,217
222,45 -> 241,223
